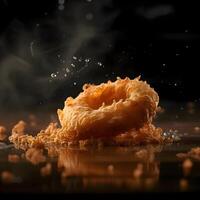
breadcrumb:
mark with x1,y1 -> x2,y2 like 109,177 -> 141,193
1,171 -> 14,184
25,148 -> 46,165
0,126 -> 7,141
12,120 -> 26,136
40,163 -> 52,176
8,154 -> 20,163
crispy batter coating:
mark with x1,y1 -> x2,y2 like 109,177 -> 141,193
9,77 -> 162,148
57,77 -> 159,141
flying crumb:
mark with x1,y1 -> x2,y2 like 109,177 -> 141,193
25,148 -> 46,165
8,154 -> 20,163
12,120 -> 26,135
1,171 -> 15,184
0,126 -> 7,141
179,178 -> 188,191
40,163 -> 52,176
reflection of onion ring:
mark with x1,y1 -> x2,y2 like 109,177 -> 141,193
57,77 -> 159,141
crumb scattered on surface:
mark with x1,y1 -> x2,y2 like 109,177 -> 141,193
8,154 -> 20,163
1,171 -> 14,184
40,163 -> 52,176
0,126 -> 7,141
25,148 -> 46,165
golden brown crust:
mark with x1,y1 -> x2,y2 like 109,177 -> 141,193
57,77 -> 159,141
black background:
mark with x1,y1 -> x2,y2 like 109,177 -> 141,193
0,0 -> 200,110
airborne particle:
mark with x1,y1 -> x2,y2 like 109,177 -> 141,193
85,58 -> 90,63
73,56 -> 77,60
66,68 -> 70,73
97,62 -> 103,66
51,73 -> 57,78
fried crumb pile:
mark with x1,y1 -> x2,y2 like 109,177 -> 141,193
9,77 -> 164,149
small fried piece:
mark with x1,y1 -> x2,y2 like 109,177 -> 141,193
1,171 -> 14,184
0,126 -> 7,141
25,148 -> 46,165
8,154 -> 20,163
40,163 -> 52,176
12,120 -> 26,136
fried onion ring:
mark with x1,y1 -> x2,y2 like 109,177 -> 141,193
9,76 -> 161,149
57,76 -> 159,141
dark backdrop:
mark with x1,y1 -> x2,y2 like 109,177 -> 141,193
0,0 -> 200,110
